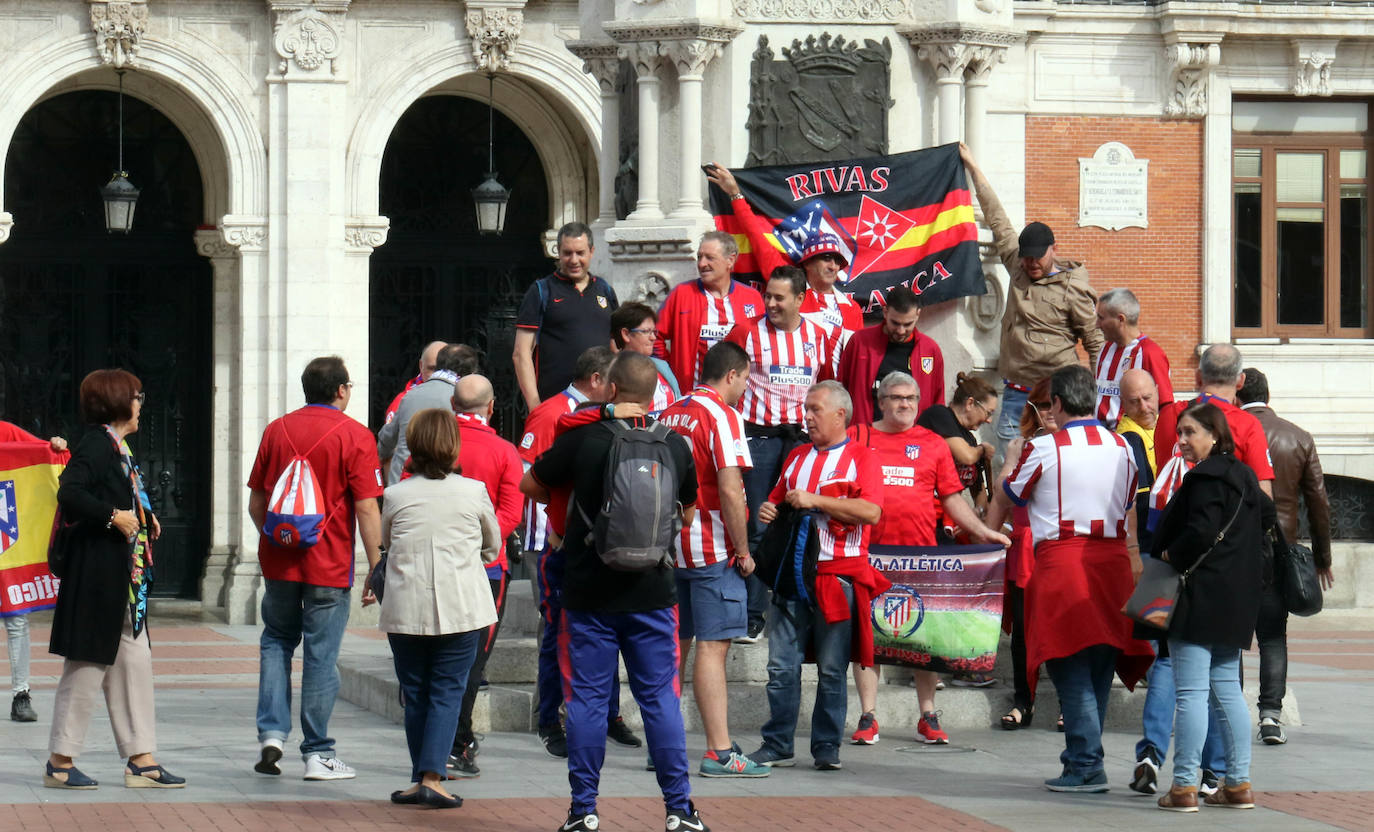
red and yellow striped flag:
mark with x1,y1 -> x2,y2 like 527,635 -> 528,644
1,441 -> 67,616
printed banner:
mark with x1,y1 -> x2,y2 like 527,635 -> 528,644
709,143 -> 984,311
0,441 -> 67,617
868,542 -> 1006,674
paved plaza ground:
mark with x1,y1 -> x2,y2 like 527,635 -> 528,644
2,609 -> 1371,831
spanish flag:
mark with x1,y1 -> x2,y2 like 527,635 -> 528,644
1,441 -> 67,616
709,143 -> 985,311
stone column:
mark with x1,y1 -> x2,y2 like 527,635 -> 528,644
917,43 -> 971,145
620,40 -> 665,223
963,46 -> 1006,162
664,40 -> 723,222
570,45 -> 621,228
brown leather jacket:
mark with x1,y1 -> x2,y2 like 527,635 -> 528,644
1242,403 -> 1332,568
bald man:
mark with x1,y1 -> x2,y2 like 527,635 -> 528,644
1115,369 -> 1159,554
447,373 -> 525,775
385,341 -> 447,425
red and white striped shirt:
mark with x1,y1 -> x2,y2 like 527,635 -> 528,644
1004,419 -> 1138,546
726,316 -> 837,427
651,372 -> 676,417
659,386 -> 753,568
518,386 -> 586,551
769,438 -> 883,562
656,279 -> 764,387
801,286 -> 864,348
1094,334 -> 1173,427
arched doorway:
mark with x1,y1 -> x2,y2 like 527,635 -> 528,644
369,93 -> 551,440
0,89 -> 212,598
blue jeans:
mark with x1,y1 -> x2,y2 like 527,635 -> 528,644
743,433 -> 802,628
760,582 -> 853,760
560,607 -> 690,816
389,631 -> 480,782
1046,643 -> 1117,777
257,580 -> 352,758
535,546 -> 620,729
1168,639 -> 1251,788
995,385 -> 1029,455
1136,650 -> 1227,773
5,614 -> 30,693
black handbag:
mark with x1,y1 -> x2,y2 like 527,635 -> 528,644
1277,536 -> 1323,617
753,504 -> 821,606
367,549 -> 388,603
46,505 -> 77,580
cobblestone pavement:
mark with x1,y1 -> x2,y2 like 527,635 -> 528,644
2,612 -> 1371,831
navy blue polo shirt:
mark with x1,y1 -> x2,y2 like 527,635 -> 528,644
516,272 -> 619,401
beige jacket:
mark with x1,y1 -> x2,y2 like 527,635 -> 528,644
379,474 -> 500,636
967,164 -> 1103,386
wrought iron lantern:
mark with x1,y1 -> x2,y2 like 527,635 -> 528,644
101,70 -> 139,234
471,73 -> 510,235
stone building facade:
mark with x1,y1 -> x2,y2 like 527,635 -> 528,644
0,0 -> 1369,620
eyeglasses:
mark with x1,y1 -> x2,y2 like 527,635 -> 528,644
132,392 -> 146,404
1031,401 -> 1052,412
881,394 -> 918,404
344,382 -> 354,389
629,328 -> 658,337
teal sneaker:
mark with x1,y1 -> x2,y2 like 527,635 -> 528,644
699,749 -> 770,778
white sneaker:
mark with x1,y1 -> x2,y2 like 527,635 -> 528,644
303,754 -> 356,781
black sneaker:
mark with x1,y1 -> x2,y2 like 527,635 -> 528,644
813,748 -> 842,771
540,724 -> 569,759
733,621 -> 765,645
254,741 -> 283,775
10,691 -> 37,722
558,809 -> 600,831
666,803 -> 709,832
1199,769 -> 1220,798
607,717 -> 642,748
1130,747 -> 1161,795
1259,717 -> 1287,745
448,744 -> 480,778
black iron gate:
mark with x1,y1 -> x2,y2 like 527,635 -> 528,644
0,90 -> 212,598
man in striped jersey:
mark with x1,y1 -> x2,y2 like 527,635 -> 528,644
655,231 -> 765,389
726,266 -> 840,642
987,365 -> 1154,794
751,381 -> 887,772
658,342 -> 769,779
1093,288 -> 1173,428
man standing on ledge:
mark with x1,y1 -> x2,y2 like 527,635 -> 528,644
835,285 -> 945,426
514,222 -> 619,410
1093,288 -> 1173,428
959,144 -> 1103,455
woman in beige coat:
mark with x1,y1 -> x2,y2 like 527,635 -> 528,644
375,409 -> 499,809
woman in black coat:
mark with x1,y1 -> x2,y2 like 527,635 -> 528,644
1152,402 -> 1273,813
45,369 -> 184,790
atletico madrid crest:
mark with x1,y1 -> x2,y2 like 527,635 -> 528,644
743,304 -> 756,316
597,296 -> 608,308
0,480 -> 18,553
921,356 -> 934,374
905,444 -> 920,460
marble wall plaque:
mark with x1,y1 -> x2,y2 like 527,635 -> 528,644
1078,141 -> 1148,231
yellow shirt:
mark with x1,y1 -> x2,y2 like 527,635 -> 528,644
1116,414 -> 1157,478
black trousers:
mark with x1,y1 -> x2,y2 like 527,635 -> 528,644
1008,582 -> 1033,710
454,572 -> 509,750
1255,579 -> 1288,719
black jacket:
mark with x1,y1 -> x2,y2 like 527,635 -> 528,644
50,427 -> 153,665
1153,453 -> 1274,650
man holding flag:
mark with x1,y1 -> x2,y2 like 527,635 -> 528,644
1,421 -> 69,723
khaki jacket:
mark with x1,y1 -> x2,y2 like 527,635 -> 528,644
379,474 -> 500,636
967,165 -> 1103,386
1243,404 -> 1332,568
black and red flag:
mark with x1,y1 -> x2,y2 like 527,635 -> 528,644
708,143 -> 983,311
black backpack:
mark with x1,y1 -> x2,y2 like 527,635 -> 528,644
754,503 -> 822,606
577,420 -> 683,571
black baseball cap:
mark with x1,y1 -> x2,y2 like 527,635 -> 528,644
1018,222 -> 1055,258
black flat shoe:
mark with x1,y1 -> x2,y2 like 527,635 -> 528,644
417,784 -> 462,809
391,789 -> 421,805
1001,705 -> 1034,730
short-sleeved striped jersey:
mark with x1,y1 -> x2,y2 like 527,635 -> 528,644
726,316 -> 837,427
518,387 -> 585,551
768,438 -> 883,562
659,386 -> 753,568
1003,419 -> 1138,546
1094,334 -> 1173,427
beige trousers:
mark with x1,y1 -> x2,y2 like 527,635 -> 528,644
49,619 -> 156,759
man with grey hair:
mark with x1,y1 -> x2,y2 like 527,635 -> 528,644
655,230 -> 765,390
751,379 -> 887,772
1093,288 -> 1173,428
383,340 -> 447,426
1152,344 -> 1274,497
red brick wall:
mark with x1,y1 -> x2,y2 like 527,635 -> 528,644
1025,116 -> 1203,392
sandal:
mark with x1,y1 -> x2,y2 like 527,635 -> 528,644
125,761 -> 187,789
44,761 -> 98,790
1001,705 -> 1034,730
1056,713 -> 1065,732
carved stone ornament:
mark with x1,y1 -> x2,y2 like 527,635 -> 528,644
465,2 -> 525,73
967,268 -> 1003,333
733,0 -> 908,23
965,44 -> 1007,84
89,0 -> 148,69
1293,40 -> 1337,98
219,217 -> 267,251
618,40 -> 666,78
746,33 -> 894,167
567,41 -> 620,94
345,217 -> 391,251
194,229 -> 238,260
632,271 -> 672,307
0,212 -> 13,246
1164,42 -> 1219,119
271,2 -> 347,75
602,20 -> 744,47
900,25 -> 1022,83
662,39 -> 724,78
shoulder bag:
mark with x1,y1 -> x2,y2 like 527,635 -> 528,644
1123,493 -> 1243,631
1269,524 -> 1323,617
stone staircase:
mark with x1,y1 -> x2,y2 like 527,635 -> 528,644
337,579 -> 1296,737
